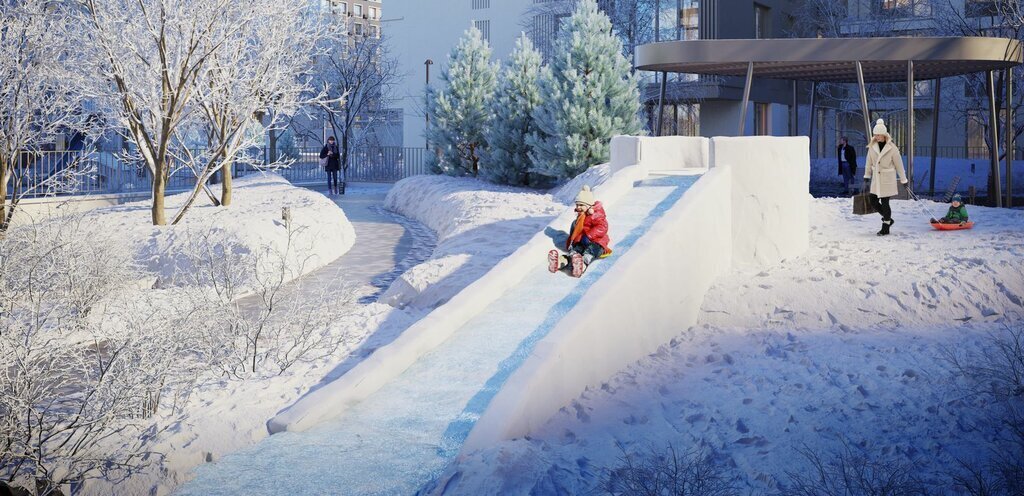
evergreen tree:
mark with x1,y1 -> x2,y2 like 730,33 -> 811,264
527,0 -> 643,181
425,27 -> 498,176
483,34 -> 543,186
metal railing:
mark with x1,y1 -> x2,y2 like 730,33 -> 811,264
4,146 -> 430,200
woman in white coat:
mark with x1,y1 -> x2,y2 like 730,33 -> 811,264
863,119 -> 909,236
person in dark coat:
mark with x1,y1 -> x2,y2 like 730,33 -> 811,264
320,136 -> 342,195
837,136 -> 858,195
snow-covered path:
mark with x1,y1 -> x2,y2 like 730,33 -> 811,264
175,174 -> 700,495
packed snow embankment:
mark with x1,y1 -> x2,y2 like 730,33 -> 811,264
83,172 -> 355,291
380,175 -> 564,309
433,197 -> 1024,495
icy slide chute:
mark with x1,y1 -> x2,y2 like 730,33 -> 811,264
464,135 -> 810,450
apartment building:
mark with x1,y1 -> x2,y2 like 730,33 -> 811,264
324,0 -> 384,40
386,0 -> 536,148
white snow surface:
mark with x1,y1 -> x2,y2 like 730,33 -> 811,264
431,197 -> 1024,494
75,172 -> 354,291
381,175 -> 562,309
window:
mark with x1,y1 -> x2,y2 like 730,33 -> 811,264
966,0 -> 1000,17
754,4 -> 770,39
472,0 -> 491,9
354,23 -> 363,36
473,19 -> 491,43
369,7 -> 377,19
678,0 -> 699,41
340,2 -> 347,14
354,4 -> 363,16
370,25 -> 379,38
878,0 -> 931,17
754,103 -> 771,135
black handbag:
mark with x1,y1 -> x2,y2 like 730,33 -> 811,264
853,192 -> 877,215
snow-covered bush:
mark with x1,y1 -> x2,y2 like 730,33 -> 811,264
173,223 -> 359,377
602,444 -> 736,496
528,0 -> 642,181
0,216 -> 186,493
782,442 -> 931,496
942,324 -> 1024,495
424,27 -> 498,177
483,34 -> 543,186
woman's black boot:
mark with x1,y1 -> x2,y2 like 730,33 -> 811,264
877,218 -> 893,236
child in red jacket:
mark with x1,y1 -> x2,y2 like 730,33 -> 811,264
548,186 -> 612,277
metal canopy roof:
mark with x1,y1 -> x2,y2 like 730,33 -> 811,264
635,37 -> 1022,82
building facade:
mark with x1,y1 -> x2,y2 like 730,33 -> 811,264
387,0 -> 801,148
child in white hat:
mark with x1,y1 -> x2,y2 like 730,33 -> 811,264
548,186 -> 612,277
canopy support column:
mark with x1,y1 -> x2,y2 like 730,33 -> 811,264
907,60 -> 915,185
1006,67 -> 1014,207
856,61 -> 871,141
988,70 -> 1004,207
929,78 -> 942,198
656,71 -> 667,136
739,61 -> 754,135
809,81 -> 817,157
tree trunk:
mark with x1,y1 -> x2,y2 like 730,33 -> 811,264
221,161 -> 233,206
268,129 -> 279,164
0,157 -> 9,232
152,166 -> 167,226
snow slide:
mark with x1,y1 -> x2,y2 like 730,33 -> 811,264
177,136 -> 809,495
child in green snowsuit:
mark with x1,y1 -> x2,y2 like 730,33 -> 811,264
931,194 -> 969,225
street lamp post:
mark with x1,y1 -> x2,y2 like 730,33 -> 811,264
425,59 -> 433,150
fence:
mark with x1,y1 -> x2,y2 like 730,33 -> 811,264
3,146 -> 430,200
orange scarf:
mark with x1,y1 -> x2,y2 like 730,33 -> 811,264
566,212 -> 586,249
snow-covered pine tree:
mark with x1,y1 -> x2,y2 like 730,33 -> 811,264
527,0 -> 643,181
483,34 -> 543,186
425,27 -> 498,176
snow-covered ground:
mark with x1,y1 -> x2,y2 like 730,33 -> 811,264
71,173 -> 355,291
433,197 -> 1024,494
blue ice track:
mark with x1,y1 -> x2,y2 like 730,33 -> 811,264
176,173 -> 700,496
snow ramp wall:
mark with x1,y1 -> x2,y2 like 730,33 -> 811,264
462,135 -> 810,451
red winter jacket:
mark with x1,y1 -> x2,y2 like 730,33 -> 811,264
566,202 -> 611,253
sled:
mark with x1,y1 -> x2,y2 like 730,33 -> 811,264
930,221 -> 974,231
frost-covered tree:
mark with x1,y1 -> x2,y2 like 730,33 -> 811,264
174,0 -> 333,220
528,0 -> 642,180
78,0 -> 332,225
0,0 -> 95,232
425,27 -> 498,177
483,34 -> 543,186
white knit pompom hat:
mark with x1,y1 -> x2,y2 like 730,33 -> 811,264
872,118 -> 889,136
575,185 -> 595,206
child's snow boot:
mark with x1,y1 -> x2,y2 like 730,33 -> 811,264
548,250 -> 564,273
570,252 -> 586,278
